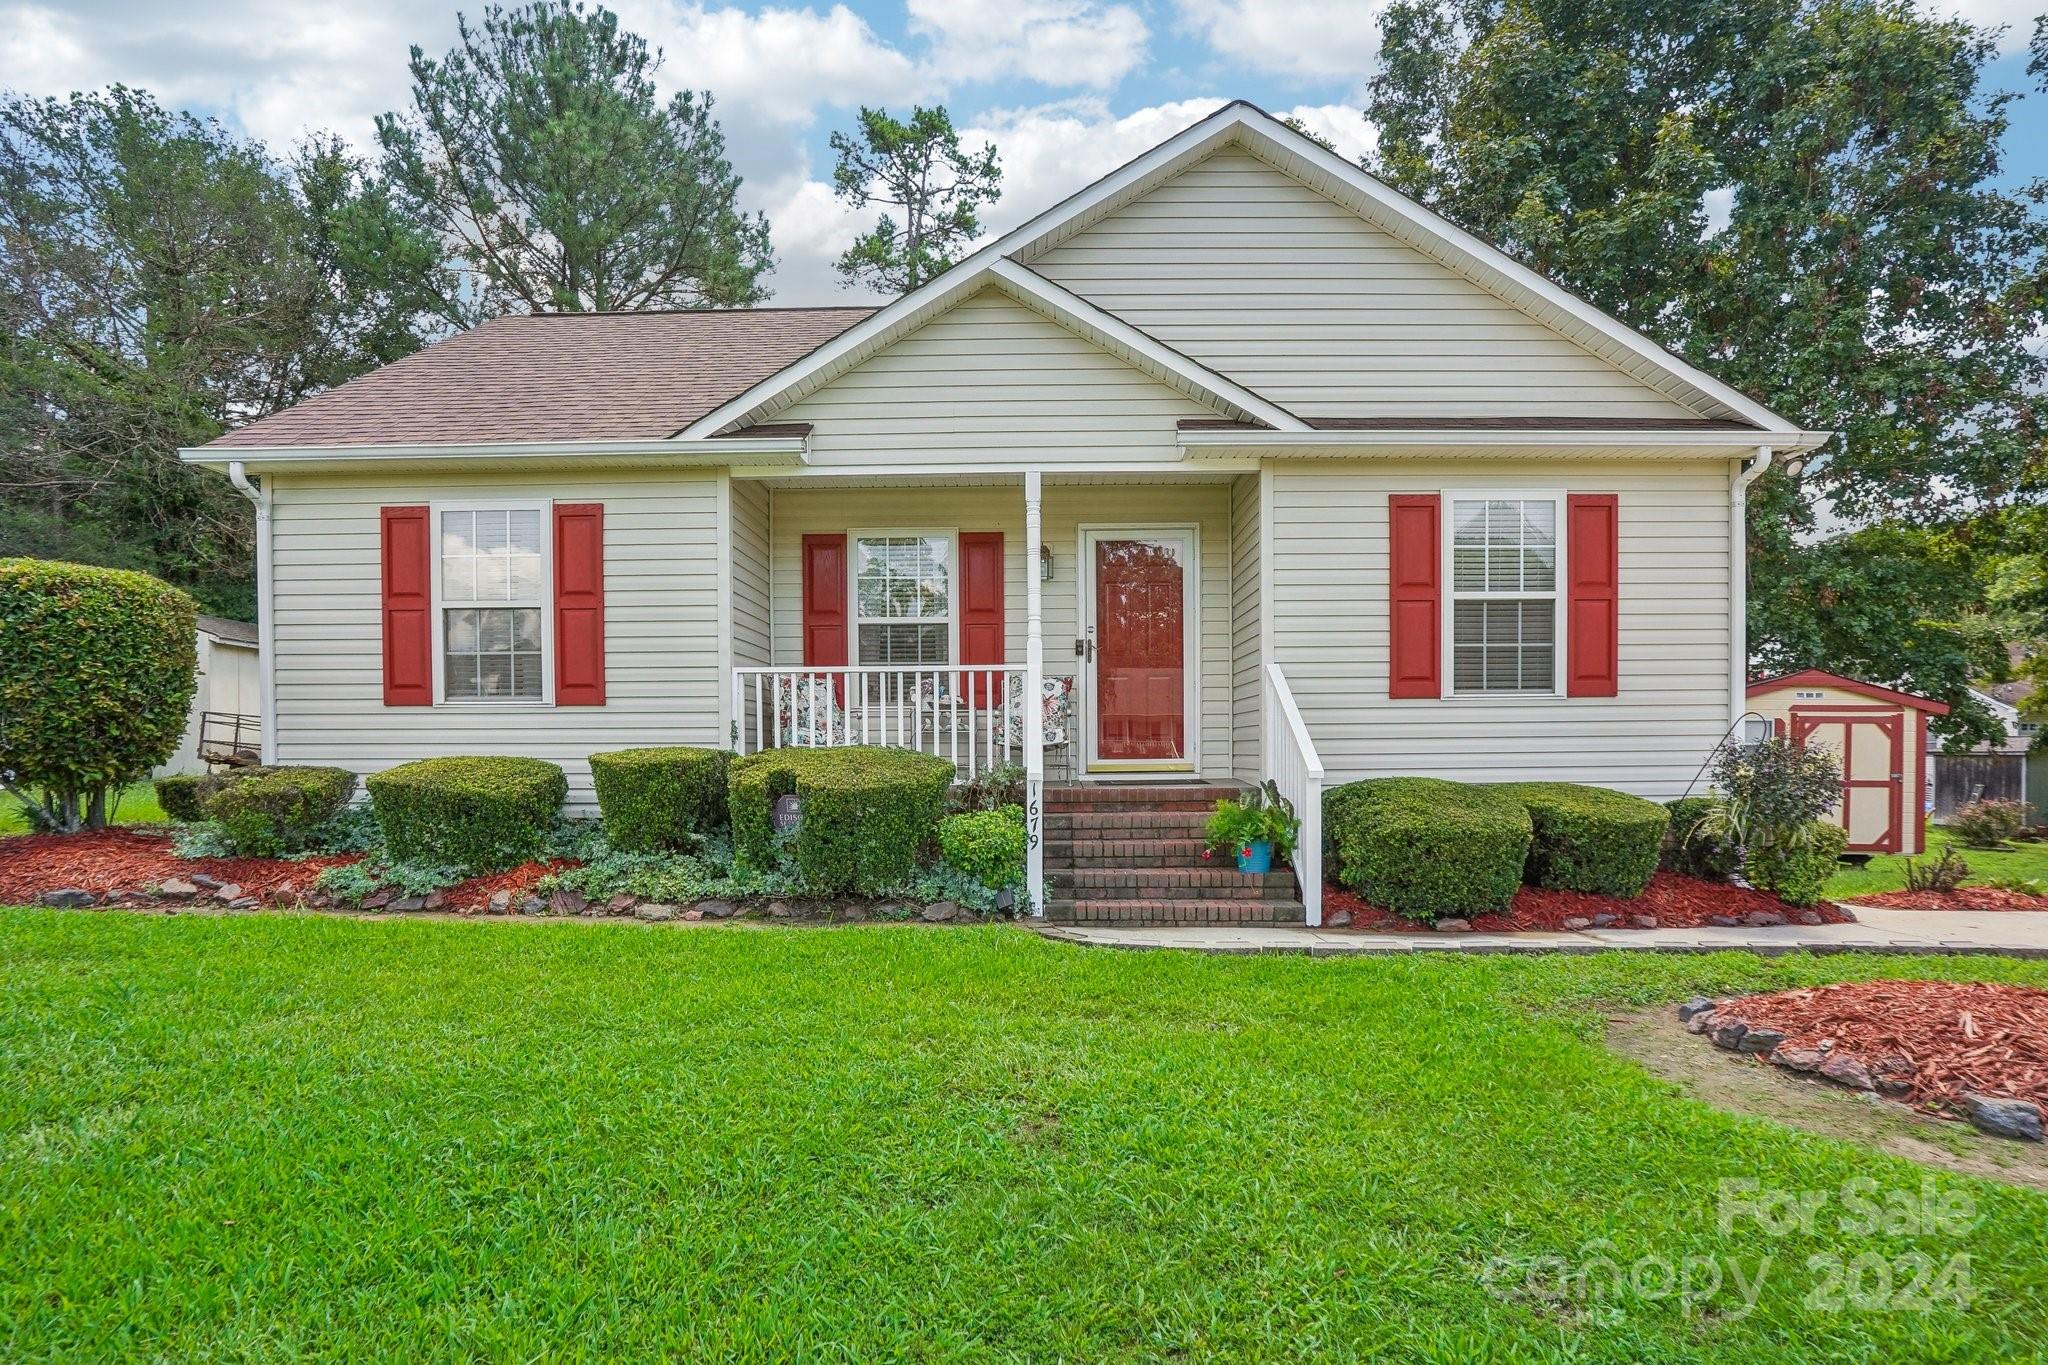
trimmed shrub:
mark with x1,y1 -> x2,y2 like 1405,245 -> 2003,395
730,745 -> 953,895
153,773 -> 214,823
589,746 -> 730,851
1,558 -> 197,830
208,765 -> 357,856
1662,795 -> 1739,881
938,805 -> 1026,892
1323,777 -> 1532,922
1494,782 -> 1667,897
366,756 -> 567,874
1743,820 -> 1849,907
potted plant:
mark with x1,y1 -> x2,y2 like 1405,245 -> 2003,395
1205,781 -> 1299,874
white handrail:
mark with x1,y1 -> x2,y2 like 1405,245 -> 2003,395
1265,661 -> 1325,926
732,664 -> 1028,783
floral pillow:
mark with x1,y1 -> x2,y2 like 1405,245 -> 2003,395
775,674 -> 846,746
1004,674 -> 1073,748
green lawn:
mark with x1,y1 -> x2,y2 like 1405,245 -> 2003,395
2,914 -> 2045,1359
0,783 -> 167,836
1824,826 -> 2048,899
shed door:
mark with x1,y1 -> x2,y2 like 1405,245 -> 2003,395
1791,711 -> 1903,854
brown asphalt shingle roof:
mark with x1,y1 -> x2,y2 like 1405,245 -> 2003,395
204,308 -> 876,449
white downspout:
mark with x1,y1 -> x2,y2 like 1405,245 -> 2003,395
226,461 -> 277,765
1730,445 -> 1771,730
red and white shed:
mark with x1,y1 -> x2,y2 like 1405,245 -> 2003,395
1746,670 -> 1951,856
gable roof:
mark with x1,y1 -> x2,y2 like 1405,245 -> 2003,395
1748,669 -> 1951,715
682,101 -> 1806,441
203,308 -> 873,449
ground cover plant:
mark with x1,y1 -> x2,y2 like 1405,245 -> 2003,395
1,914 -> 2045,1357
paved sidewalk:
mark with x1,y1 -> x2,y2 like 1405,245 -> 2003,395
1035,905 -> 2048,957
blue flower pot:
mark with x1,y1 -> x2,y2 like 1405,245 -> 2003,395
1236,840 -> 1273,874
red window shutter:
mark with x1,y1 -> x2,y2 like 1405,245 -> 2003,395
554,503 -> 606,706
802,534 -> 848,667
958,532 -> 1004,705
1565,494 -> 1620,697
1387,494 -> 1441,698
381,505 -> 433,706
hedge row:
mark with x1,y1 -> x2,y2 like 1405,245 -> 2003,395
730,745 -> 955,894
1494,781 -> 1667,898
155,765 -> 356,855
366,756 -> 567,874
589,746 -> 728,851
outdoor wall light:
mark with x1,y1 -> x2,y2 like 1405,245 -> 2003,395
1040,544 -> 1055,582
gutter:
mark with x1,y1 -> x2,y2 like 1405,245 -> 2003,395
1730,445 -> 1772,730
1177,428 -> 1835,457
226,461 -> 278,765
180,434 -> 808,470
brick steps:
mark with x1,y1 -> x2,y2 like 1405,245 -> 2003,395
1041,783 -> 1304,926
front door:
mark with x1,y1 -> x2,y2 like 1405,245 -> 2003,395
1081,528 -> 1196,773
1791,711 -> 1904,853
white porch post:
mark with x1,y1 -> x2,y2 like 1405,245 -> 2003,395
1024,470 -> 1046,917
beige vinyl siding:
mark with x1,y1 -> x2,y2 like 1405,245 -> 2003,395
1268,459 -> 1731,800
763,481 -> 1235,778
779,289 -> 1214,466
1029,150 -> 1700,421
730,477 -> 772,669
1230,472 -> 1261,783
269,467 -> 723,810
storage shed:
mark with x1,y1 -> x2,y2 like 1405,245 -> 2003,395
1747,670 -> 1950,856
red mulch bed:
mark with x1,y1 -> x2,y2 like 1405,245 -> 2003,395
440,860 -> 575,913
0,827 -> 356,905
1324,870 -> 1853,933
1844,888 -> 2048,912
1709,980 -> 2048,1115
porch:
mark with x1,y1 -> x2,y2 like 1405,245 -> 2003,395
719,470 -> 1325,923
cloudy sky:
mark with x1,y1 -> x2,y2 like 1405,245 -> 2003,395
5,0 -> 2045,304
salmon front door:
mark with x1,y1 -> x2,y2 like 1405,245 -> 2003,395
1081,528 -> 1196,772
1791,710 -> 1904,853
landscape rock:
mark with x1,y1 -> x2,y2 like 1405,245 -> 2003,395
518,895 -> 547,915
1676,997 -> 1717,1025
921,901 -> 961,923
1683,1009 -> 1718,1035
1795,910 -> 1826,926
1630,914 -> 1659,930
1707,915 -> 1741,927
1711,1020 -> 1749,1050
1326,908 -> 1352,928
190,874 -> 224,891
1589,913 -> 1619,928
1819,1053 -> 1875,1090
697,899 -> 735,919
1745,911 -> 1787,928
634,902 -> 679,922
1562,916 -> 1592,931
156,878 -> 198,900
1962,1095 -> 2044,1142
488,890 -> 512,913
1736,1027 -> 1786,1054
37,888 -> 96,908
682,908 -> 704,921
768,900 -> 794,919
548,888 -> 588,916
423,890 -> 446,911
227,896 -> 260,910
363,889 -> 393,910
1434,917 -> 1472,933
212,884 -> 244,903
606,893 -> 637,915
841,904 -> 871,922
1771,1046 -> 1824,1072
390,895 -> 426,913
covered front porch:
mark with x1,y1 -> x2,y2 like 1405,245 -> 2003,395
717,468 -> 1325,921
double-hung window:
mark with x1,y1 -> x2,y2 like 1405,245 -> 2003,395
852,533 -> 953,669
436,503 -> 549,702
1448,495 -> 1561,695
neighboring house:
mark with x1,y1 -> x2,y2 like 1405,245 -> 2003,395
180,102 -> 1829,921
1925,685 -> 2044,820
153,616 -> 262,776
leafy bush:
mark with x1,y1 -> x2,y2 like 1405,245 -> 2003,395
1948,798 -> 2029,849
0,558 -> 197,831
204,765 -> 357,857
938,806 -> 1026,892
588,746 -> 729,851
1743,820 -> 1849,906
366,756 -> 567,874
1662,796 -> 1739,881
729,746 -> 953,895
153,773 -> 214,823
1493,782 -> 1667,897
1323,777 -> 1532,922
950,762 -> 1026,814
1701,737 -> 1841,854
1904,846 -> 1971,893
1204,781 -> 1300,860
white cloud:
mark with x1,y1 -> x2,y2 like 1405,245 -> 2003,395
960,96 -> 1231,230
1930,0 -> 2038,51
1173,0 -> 1386,83
1277,102 -> 1375,163
906,0 -> 1148,89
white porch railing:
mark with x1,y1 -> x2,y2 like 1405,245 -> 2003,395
732,665 -> 1029,781
1265,661 -> 1325,926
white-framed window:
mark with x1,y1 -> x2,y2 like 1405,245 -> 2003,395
433,501 -> 551,703
1446,493 -> 1563,695
851,531 -> 955,667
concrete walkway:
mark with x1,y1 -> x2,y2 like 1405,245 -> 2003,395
1035,905 -> 2048,957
